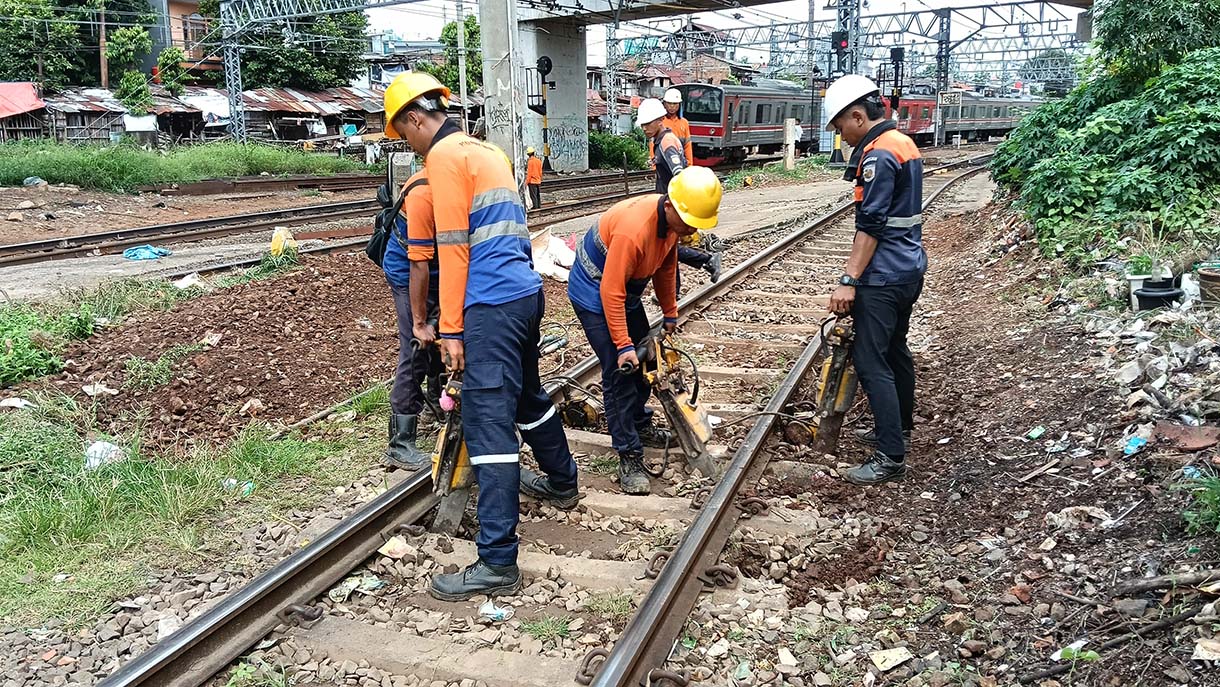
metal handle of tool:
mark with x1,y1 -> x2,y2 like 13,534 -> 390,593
617,328 -> 663,375
410,317 -> 441,352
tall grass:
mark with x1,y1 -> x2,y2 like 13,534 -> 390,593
0,140 -> 373,192
0,392 -> 345,625
721,155 -> 831,191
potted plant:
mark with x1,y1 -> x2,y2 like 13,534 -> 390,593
1125,252 -> 1154,310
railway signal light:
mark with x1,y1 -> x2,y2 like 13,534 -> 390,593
832,30 -> 849,57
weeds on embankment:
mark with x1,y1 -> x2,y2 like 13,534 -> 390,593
721,155 -> 832,191
0,141 -> 374,192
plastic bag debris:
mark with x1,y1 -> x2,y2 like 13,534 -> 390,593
1193,638 -> 1220,661
171,273 -> 205,290
122,245 -> 172,261
1045,506 -> 1113,530
221,478 -> 256,497
478,599 -> 515,622
85,441 -> 126,470
1026,425 -> 1046,440
269,227 -> 297,257
1050,640 -> 1089,661
377,535 -> 414,559
22,176 -> 46,187
82,382 -> 119,397
0,397 -> 34,410
327,574 -> 385,603
1123,436 -> 1148,455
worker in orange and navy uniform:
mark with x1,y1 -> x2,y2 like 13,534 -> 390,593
568,167 -> 723,495
380,163 -> 442,470
824,74 -> 926,486
525,147 -> 544,210
649,88 -> 694,164
385,71 -> 580,601
640,97 -> 722,290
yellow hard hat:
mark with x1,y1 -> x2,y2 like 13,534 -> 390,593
667,167 -> 721,230
384,72 -> 451,139
526,147 -> 536,155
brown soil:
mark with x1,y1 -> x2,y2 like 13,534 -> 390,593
0,185 -> 372,245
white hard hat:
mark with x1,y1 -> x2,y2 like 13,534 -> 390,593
663,88 -> 682,104
823,74 -> 881,131
636,98 -> 666,127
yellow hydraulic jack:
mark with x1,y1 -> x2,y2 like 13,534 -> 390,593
807,318 -> 859,454
429,372 -> 475,534
623,332 -> 718,479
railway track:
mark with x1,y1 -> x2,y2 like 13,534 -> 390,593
94,152 -> 990,687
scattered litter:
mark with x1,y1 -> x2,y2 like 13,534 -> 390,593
23,176 -> 46,187
937,437 -> 951,444
1051,640 -> 1089,661
1193,638 -> 1220,661
157,615 -> 182,641
708,414 -> 724,428
1026,425 -> 1046,440
1184,465 -> 1204,479
84,441 -> 126,470
82,382 -> 119,397
1123,436 -> 1148,455
221,478 -> 256,497
122,245 -> 172,261
327,576 -> 361,603
478,599 -> 515,622
172,273 -> 206,290
733,662 -> 752,680
269,227 -> 297,257
869,647 -> 914,672
52,573 -> 73,583
355,317 -> 374,330
1045,506 -> 1113,530
199,332 -> 223,348
1038,536 -> 1057,551
0,397 -> 34,410
706,638 -> 730,657
377,535 -> 414,559
239,398 -> 265,417
777,647 -> 799,666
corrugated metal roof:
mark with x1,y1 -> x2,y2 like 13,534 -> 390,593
0,82 -> 45,119
42,88 -> 127,114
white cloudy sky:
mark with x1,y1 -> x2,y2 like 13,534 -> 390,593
366,0 -> 1084,68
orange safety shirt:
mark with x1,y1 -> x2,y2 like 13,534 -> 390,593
426,120 -> 540,339
649,114 -> 694,164
404,169 -> 438,265
568,194 -> 680,353
526,155 -> 544,184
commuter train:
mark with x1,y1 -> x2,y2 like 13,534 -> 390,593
674,81 -> 1039,166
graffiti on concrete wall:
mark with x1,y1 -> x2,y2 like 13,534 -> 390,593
486,102 -> 512,131
547,121 -> 587,166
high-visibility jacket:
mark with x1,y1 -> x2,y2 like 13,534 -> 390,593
384,170 -> 438,286
648,114 -> 694,164
568,194 -> 679,353
426,120 -> 540,339
650,128 -> 686,195
848,120 -> 927,286
526,155 -> 543,184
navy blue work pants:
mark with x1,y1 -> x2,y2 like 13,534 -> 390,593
851,279 -> 923,459
388,281 -> 441,415
462,290 -> 578,567
573,300 -> 656,454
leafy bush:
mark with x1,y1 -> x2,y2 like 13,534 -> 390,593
589,130 -> 648,170
0,141 -> 371,192
114,70 -> 153,112
992,48 -> 1220,266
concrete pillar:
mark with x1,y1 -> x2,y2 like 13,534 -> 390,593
519,18 -> 589,172
480,0 -> 527,188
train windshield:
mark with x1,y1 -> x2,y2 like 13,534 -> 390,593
682,86 -> 723,123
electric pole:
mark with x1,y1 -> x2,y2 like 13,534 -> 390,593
99,1 -> 109,89
456,0 -> 469,133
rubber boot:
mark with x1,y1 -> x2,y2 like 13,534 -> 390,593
854,427 -> 912,454
429,559 -> 521,601
385,414 -> 429,469
618,450 -> 651,495
518,467 -> 584,509
705,251 -> 722,283
637,423 -> 675,449
845,449 -> 907,485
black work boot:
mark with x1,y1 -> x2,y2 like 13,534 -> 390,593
429,559 -> 521,601
636,423 -> 675,449
845,449 -> 907,485
385,414 -> 429,469
519,467 -> 584,510
855,427 -> 912,454
618,450 -> 651,495
705,251 -> 722,283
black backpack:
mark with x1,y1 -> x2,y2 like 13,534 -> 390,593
365,182 -> 405,267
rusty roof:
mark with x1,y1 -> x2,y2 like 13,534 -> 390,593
41,88 -> 127,114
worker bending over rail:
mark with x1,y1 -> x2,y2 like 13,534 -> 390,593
385,72 -> 581,600
568,167 -> 723,495
639,98 -> 722,286
824,75 -> 926,485
381,164 -> 443,468
525,147 -> 543,210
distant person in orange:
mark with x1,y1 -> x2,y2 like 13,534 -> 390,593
525,147 -> 543,209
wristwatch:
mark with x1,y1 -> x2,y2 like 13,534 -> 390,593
839,274 -> 861,287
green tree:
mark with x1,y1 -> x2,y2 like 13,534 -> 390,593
1018,48 -> 1077,83
0,0 -> 85,91
416,16 -> 482,93
1093,0 -> 1220,85
115,68 -> 152,111
106,25 -> 152,72
198,0 -> 368,90
156,47 -> 190,96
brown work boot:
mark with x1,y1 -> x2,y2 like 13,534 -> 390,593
617,450 -> 651,495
